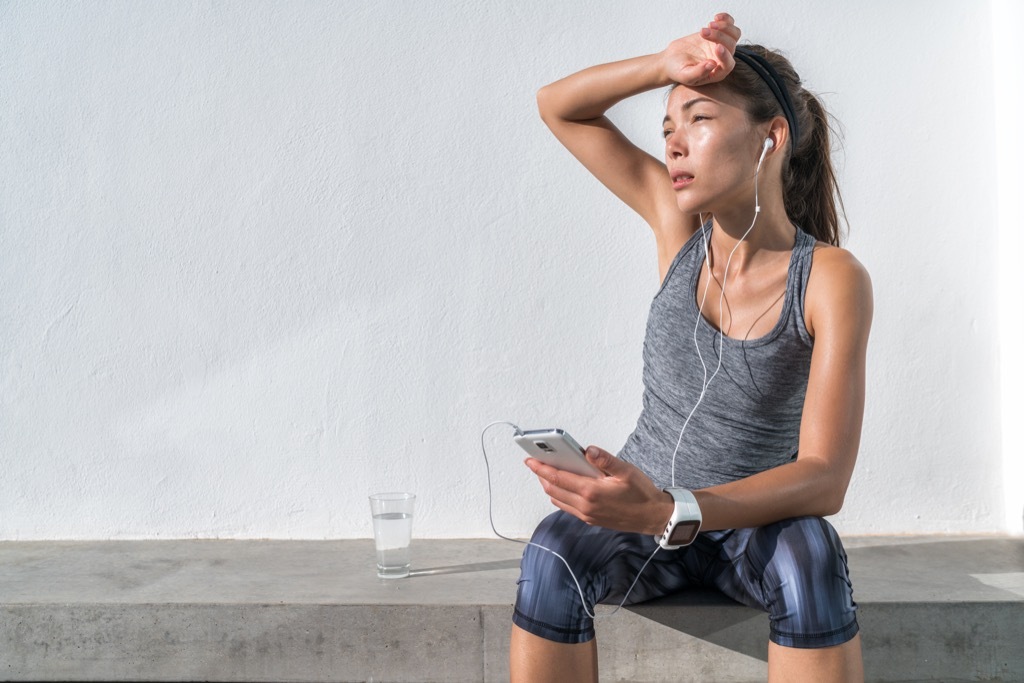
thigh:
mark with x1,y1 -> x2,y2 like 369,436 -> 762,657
710,517 -> 860,649
513,510 -> 701,644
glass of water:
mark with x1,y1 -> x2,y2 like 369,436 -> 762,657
368,492 -> 415,579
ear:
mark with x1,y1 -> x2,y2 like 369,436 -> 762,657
766,116 -> 790,154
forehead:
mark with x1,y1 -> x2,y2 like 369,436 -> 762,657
664,82 -> 747,119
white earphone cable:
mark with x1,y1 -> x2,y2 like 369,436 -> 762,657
481,138 -> 773,618
670,140 -> 770,487
480,421 -> 661,619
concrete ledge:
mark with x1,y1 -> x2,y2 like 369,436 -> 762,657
1,537 -> 1022,682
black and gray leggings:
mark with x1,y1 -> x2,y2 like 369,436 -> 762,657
513,511 -> 859,648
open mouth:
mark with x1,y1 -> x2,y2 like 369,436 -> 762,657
670,171 -> 694,189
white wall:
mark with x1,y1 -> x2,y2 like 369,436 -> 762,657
1,0 -> 1016,539
993,0 -> 1024,534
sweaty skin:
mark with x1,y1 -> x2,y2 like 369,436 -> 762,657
515,13 -> 870,683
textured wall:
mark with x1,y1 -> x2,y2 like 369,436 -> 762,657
1,1 -> 1015,538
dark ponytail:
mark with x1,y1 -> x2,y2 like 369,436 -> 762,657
719,45 -> 846,246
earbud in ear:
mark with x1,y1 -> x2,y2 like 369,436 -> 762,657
754,138 -> 775,214
755,137 -> 774,180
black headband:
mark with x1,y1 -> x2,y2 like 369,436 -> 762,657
733,46 -> 800,148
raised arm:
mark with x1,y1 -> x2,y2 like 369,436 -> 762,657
537,14 -> 741,267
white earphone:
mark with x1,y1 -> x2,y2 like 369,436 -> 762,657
754,138 -> 774,213
757,137 -> 774,167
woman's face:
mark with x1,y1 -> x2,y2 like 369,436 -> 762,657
662,83 -> 765,216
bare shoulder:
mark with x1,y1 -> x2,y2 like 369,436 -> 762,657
810,243 -> 871,288
805,243 -> 873,341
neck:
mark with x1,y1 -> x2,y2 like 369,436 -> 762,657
704,188 -> 795,274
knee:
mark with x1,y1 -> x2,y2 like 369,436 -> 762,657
513,512 -> 602,643
753,517 -> 855,616
518,536 -> 572,589
756,516 -> 849,587
751,517 -> 859,648
518,511 -> 589,591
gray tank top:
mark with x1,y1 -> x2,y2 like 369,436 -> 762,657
618,226 -> 816,491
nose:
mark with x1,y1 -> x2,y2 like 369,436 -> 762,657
665,129 -> 686,158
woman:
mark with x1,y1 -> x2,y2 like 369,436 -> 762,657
511,13 -> 872,683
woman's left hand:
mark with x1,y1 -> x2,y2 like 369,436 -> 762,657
525,446 -> 672,536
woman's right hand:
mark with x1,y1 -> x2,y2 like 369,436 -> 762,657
662,13 -> 742,86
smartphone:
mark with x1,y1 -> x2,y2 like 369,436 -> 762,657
514,428 -> 603,478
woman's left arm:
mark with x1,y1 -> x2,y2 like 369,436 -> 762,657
525,246 -> 873,535
689,245 -> 874,530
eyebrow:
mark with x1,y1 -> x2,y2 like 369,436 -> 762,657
663,97 -> 717,125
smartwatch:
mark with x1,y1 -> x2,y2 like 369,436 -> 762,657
656,488 -> 702,550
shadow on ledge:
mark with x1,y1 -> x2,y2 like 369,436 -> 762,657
627,588 -> 769,662
624,537 -> 1024,665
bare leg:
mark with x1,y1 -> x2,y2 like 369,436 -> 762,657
767,634 -> 864,683
509,623 -> 598,683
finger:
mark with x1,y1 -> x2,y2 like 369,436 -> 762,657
548,496 -> 593,526
527,458 -> 589,495
700,26 -> 739,51
706,45 -> 736,81
716,44 -> 736,73
709,18 -> 741,44
537,474 -> 592,515
674,61 -> 716,86
584,446 -> 629,477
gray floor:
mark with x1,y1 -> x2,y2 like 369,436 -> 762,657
1,536 -> 1022,682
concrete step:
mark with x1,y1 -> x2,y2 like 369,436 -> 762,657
1,536 -> 1022,682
